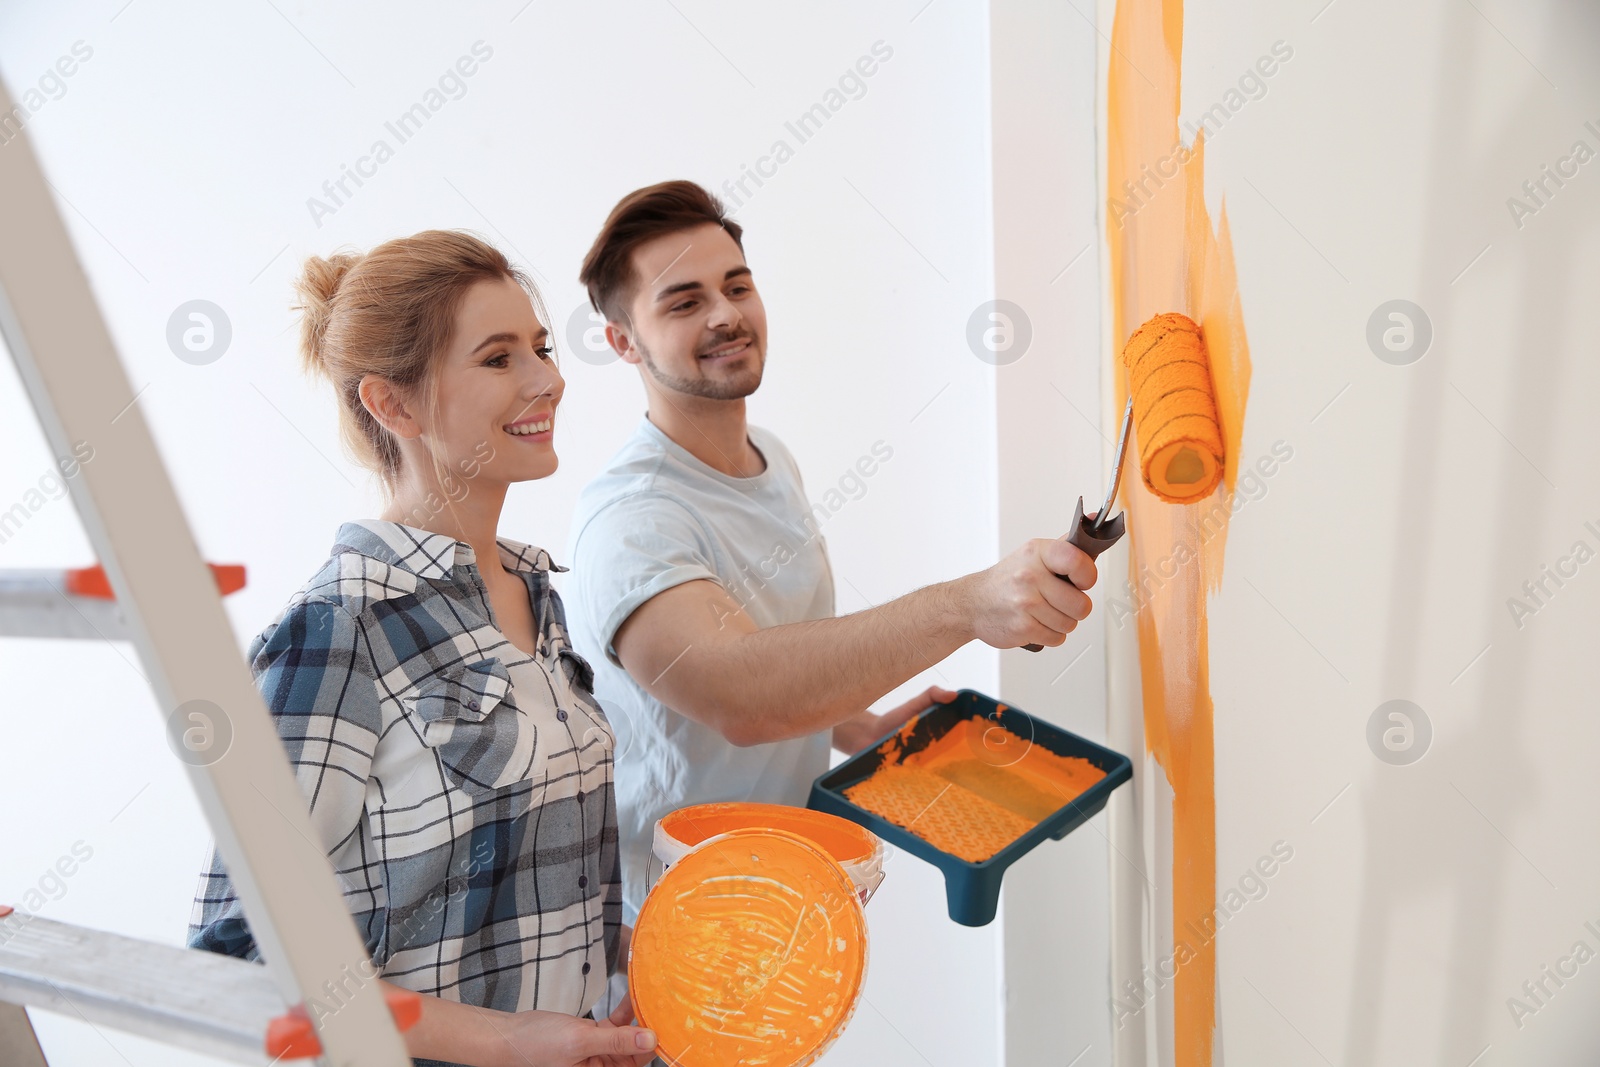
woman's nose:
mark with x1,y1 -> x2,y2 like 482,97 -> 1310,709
524,355 -> 564,401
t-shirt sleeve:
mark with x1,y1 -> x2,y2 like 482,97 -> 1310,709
570,492 -> 722,667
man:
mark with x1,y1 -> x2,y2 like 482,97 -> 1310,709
566,180 -> 1097,924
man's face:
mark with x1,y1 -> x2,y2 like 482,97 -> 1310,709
608,222 -> 767,401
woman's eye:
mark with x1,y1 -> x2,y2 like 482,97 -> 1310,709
485,352 -> 510,367
536,346 -> 555,361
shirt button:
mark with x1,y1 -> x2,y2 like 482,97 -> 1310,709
578,874 -> 588,889
582,962 -> 592,975
467,699 -> 481,712
576,790 -> 585,803
556,709 -> 568,722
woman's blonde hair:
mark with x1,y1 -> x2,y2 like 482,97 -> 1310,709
293,230 -> 547,496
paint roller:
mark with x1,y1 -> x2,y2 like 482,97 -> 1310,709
1023,311 -> 1224,651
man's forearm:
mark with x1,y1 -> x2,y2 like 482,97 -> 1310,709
617,533 -> 1096,747
691,577 -> 974,745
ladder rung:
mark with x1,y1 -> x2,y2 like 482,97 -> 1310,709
0,564 -> 245,641
0,572 -> 127,640
0,910 -> 288,1064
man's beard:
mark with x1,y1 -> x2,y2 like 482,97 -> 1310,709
637,332 -> 764,401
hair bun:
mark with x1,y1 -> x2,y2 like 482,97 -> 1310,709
293,252 -> 361,377
286,231 -> 527,491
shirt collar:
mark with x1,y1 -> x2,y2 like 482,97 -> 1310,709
334,519 -> 566,580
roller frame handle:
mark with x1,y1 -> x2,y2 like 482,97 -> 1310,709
1022,495 -> 1126,653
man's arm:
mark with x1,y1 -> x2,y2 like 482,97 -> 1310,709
612,535 -> 1097,747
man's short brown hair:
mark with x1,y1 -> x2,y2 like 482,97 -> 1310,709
579,180 -> 744,325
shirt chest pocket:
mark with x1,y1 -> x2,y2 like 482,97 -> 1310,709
552,646 -> 595,703
403,658 -> 537,796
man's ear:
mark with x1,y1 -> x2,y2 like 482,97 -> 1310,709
605,321 -> 642,367
357,375 -> 422,440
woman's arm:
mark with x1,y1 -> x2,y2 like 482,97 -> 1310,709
226,600 -> 657,1064
389,981 -> 655,1067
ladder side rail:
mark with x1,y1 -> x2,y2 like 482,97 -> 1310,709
0,74 -> 409,1067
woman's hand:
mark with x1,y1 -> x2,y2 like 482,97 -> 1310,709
608,989 -> 636,1027
504,1008 -> 656,1067
388,979 -> 655,1067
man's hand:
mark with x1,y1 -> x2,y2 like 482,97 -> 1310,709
832,685 -> 960,755
958,534 -> 1097,650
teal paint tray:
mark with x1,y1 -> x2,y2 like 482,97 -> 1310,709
808,688 -> 1132,927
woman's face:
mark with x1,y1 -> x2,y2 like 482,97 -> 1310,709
424,275 -> 565,488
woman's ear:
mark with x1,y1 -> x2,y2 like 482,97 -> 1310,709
358,375 -> 422,440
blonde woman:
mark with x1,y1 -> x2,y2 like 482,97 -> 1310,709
188,231 -> 655,1067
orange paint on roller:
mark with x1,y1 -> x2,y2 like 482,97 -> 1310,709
1123,312 -> 1224,504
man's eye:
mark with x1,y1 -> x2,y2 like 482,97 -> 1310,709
672,300 -> 696,313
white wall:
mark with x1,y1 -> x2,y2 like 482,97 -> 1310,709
1101,1 -> 1600,1064
0,3 -> 1022,1064
989,2 -> 1112,1066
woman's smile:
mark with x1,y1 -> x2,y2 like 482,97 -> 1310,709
504,411 -> 554,441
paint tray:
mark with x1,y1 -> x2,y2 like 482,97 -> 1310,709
808,688 -> 1132,927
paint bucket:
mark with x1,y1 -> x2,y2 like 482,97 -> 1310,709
648,801 -> 888,905
631,827 -> 869,1067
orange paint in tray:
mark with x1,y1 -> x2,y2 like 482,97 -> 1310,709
844,717 -> 1107,863
812,690 -> 1132,925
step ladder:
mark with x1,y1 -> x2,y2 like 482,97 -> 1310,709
0,71 -> 415,1066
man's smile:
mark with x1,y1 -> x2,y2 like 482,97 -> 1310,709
698,336 -> 755,362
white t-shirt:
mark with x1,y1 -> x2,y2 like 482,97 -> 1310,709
566,417 -> 836,921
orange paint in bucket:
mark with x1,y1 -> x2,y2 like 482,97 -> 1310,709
631,827 -> 869,1067
652,802 -> 887,905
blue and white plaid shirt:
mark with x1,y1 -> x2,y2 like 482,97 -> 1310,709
188,520 -> 620,1018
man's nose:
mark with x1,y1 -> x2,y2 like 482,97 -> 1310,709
705,292 -> 743,333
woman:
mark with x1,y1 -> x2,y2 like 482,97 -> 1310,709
188,231 -> 655,1067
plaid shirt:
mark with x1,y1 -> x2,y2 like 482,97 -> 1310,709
188,520 -> 620,1019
